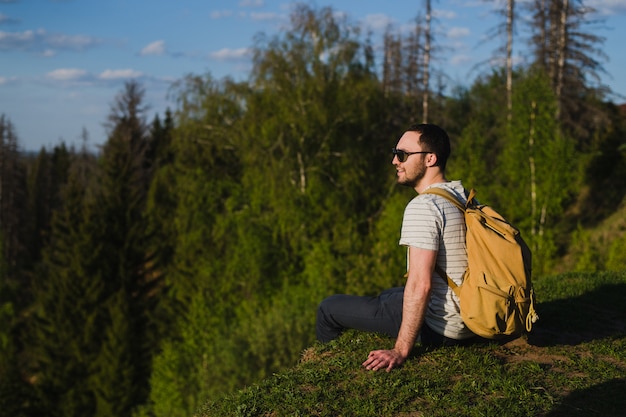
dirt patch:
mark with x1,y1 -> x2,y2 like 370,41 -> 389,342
496,336 -> 569,365
300,346 -> 335,363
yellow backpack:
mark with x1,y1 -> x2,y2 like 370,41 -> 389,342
422,187 -> 539,339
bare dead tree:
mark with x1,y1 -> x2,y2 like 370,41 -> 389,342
422,0 -> 432,123
528,0 -> 609,138
506,0 -> 514,121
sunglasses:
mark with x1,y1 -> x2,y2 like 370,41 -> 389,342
391,148 -> 432,162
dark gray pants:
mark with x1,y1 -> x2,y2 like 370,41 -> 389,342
316,287 -> 471,346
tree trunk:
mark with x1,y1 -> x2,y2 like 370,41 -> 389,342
422,0 -> 431,123
555,0 -> 568,120
528,101 -> 537,245
506,0 -> 514,122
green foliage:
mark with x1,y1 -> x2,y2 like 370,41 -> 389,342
577,102 -> 626,223
0,283 -> 39,417
606,234 -> 626,271
449,71 -> 507,193
30,166 -> 104,417
0,364 -> 42,417
232,282 -> 322,381
501,70 -> 579,273
25,144 -> 72,266
451,118 -> 497,192
0,300 -> 11,356
91,292 -> 139,417
345,188 -> 411,294
145,293 -> 242,417
0,235 -> 10,361
570,225 -> 602,272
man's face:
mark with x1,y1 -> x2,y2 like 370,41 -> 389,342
392,131 -> 428,189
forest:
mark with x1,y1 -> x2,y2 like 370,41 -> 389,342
1,3 -> 626,417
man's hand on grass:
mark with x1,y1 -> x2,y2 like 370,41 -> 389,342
362,349 -> 406,372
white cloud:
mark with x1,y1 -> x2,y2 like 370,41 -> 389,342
587,0 -> 626,15
46,68 -> 88,81
249,12 -> 279,21
0,12 -> 19,24
0,29 -> 35,49
140,40 -> 166,56
39,68 -> 162,88
448,27 -> 471,39
0,75 -> 18,85
239,0 -> 263,7
332,10 -> 348,20
361,14 -> 394,32
0,28 -> 100,52
450,54 -> 473,66
98,69 -> 144,80
434,9 -> 457,19
46,33 -> 96,50
210,47 -> 250,61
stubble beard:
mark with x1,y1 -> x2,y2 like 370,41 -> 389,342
397,160 -> 426,188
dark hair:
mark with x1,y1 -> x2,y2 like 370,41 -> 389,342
405,123 -> 451,171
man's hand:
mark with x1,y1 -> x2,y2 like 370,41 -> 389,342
362,349 -> 406,372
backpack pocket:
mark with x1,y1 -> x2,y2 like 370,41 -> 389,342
459,276 -> 518,338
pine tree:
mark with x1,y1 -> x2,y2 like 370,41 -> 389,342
143,108 -> 176,339
0,115 -> 39,417
89,80 -> 154,416
91,292 -> 136,417
30,146 -> 102,417
25,143 -> 72,269
0,115 -> 28,288
31,82 -> 157,417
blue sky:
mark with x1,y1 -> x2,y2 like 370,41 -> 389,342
2,0 -> 625,151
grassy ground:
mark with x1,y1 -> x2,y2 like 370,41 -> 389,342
199,270 -> 626,417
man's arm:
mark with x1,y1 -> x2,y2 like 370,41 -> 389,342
362,246 -> 436,372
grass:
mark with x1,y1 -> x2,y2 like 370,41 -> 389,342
199,270 -> 626,417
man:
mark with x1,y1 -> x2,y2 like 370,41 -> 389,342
316,123 -> 476,372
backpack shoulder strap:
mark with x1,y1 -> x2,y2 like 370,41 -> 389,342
421,186 -> 473,298
434,264 -> 461,297
421,186 -> 476,212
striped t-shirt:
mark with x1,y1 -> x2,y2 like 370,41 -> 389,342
399,180 -> 474,340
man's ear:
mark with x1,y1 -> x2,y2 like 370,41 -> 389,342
425,153 -> 438,167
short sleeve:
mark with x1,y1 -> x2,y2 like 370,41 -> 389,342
399,195 -> 443,251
